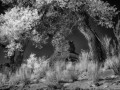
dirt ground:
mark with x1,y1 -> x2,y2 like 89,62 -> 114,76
1,69 -> 120,90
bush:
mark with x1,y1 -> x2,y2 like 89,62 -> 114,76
8,53 -> 49,86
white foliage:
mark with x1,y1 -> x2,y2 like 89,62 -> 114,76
0,7 -> 40,56
0,7 -> 40,41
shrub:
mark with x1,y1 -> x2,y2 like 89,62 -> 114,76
8,53 -> 49,85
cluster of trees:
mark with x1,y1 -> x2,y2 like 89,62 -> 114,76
0,0 -> 119,83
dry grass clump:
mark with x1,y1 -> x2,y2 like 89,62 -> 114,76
74,51 -> 96,80
6,51 -> 96,87
44,61 -> 70,85
0,53 -> 50,87
44,51 -> 96,85
26,54 -> 48,82
0,51 -> 103,88
8,64 -> 31,86
103,55 -> 120,75
76,51 -> 90,72
7,53 -> 49,86
0,50 -> 102,89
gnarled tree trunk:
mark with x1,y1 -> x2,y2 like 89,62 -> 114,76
78,13 -> 106,84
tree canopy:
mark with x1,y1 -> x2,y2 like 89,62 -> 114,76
0,0 -> 118,64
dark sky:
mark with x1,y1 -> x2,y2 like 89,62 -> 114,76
0,0 -> 119,64
103,0 -> 120,10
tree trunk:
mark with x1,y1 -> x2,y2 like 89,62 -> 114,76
78,13 -> 106,83
9,39 -> 29,72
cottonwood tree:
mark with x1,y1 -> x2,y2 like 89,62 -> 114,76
0,0 -> 118,83
0,7 -> 42,70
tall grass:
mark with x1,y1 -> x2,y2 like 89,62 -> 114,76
8,64 -> 31,86
44,50 -> 97,86
0,51 -> 97,88
2,45 -> 120,88
75,51 -> 96,80
0,53 -> 49,87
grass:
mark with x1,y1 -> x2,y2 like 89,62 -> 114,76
40,50 -> 97,86
0,45 -> 120,89
103,55 -> 120,75
0,51 -> 94,87
8,64 -> 31,86
0,53 -> 49,87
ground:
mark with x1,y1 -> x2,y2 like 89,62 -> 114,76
1,69 -> 120,90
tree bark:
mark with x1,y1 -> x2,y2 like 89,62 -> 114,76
78,12 -> 106,83
9,39 -> 29,71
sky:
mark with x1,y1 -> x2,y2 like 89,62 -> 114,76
0,0 -> 119,64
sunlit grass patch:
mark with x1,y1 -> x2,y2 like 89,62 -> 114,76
8,53 -> 49,86
8,64 -> 31,86
74,51 -> 96,80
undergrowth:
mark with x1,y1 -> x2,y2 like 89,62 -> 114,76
0,51 -> 96,87
1,32 -> 120,88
